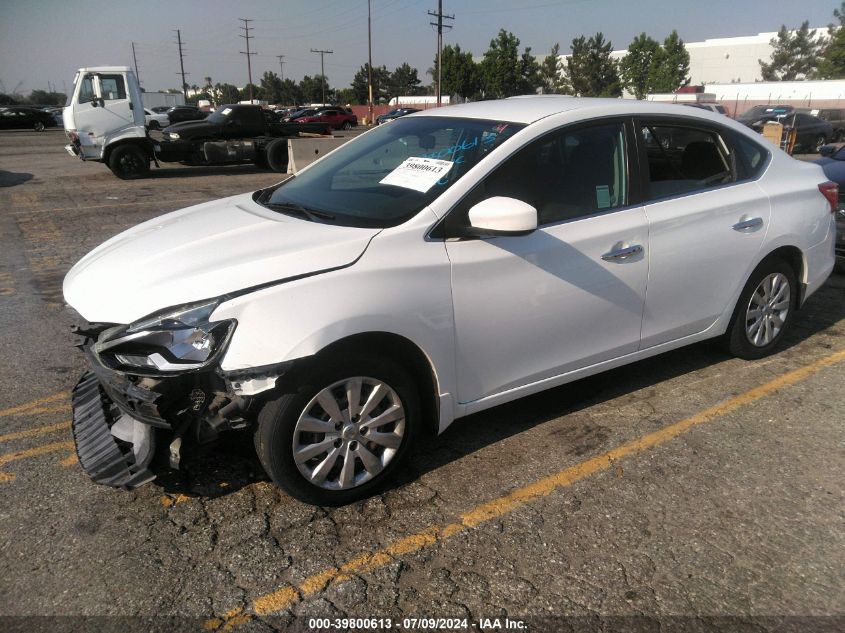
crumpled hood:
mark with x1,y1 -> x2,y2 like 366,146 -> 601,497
64,192 -> 380,324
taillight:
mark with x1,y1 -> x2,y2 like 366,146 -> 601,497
818,181 -> 838,213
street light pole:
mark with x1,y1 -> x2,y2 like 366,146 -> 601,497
310,48 -> 333,104
368,0 -> 374,124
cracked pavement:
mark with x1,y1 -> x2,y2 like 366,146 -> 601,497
0,131 -> 843,632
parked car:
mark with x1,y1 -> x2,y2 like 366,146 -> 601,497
282,108 -> 317,122
150,105 -> 172,114
143,108 -> 169,130
166,105 -> 207,124
741,109 -> 833,153
377,107 -> 421,124
293,106 -> 357,130
0,106 -> 57,131
813,145 -> 845,272
737,105 -> 795,125
64,97 -> 836,504
813,108 -> 845,141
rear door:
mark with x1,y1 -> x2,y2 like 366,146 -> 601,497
635,118 -> 771,349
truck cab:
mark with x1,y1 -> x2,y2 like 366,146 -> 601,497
64,66 -> 146,160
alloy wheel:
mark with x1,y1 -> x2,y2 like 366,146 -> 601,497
745,272 -> 790,347
292,377 -> 406,490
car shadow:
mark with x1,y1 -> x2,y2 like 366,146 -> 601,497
0,170 -> 34,187
145,164 -> 284,179
153,273 -> 845,502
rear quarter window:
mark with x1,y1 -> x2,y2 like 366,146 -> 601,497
730,132 -> 769,180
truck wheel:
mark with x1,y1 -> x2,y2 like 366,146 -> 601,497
253,151 -> 269,169
254,355 -> 420,505
266,138 -> 289,173
108,145 -> 150,180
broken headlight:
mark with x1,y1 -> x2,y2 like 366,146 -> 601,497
96,300 -> 235,372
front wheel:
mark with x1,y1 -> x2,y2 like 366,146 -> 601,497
815,134 -> 827,153
265,137 -> 289,172
725,258 -> 796,360
341,121 -> 352,130
254,356 -> 420,505
148,120 -> 160,130
108,145 -> 150,179
33,121 -> 45,132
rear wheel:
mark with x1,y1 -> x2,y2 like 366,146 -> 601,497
341,121 -> 352,130
725,258 -> 796,359
266,138 -> 289,173
33,121 -> 45,132
108,145 -> 150,180
815,134 -> 827,153
254,355 -> 419,505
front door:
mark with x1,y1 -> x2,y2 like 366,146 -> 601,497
444,120 -> 649,405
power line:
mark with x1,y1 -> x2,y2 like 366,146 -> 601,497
428,1 -> 454,106
310,48 -> 333,104
239,18 -> 257,101
174,29 -> 188,101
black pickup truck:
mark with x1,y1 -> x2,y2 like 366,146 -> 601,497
110,104 -> 332,179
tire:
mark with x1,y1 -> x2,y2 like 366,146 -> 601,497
341,121 -> 352,130
148,121 -> 160,130
815,134 -> 827,153
108,145 -> 150,180
254,355 -> 420,505
266,138 -> 289,173
253,150 -> 269,169
33,121 -> 45,132
725,258 -> 797,360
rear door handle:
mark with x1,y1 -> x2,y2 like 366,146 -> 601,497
602,243 -> 643,262
732,216 -> 763,231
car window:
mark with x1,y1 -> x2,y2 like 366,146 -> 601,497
716,106 -> 727,114
266,116 -> 524,228
98,74 -> 126,100
451,121 -> 628,227
78,75 -> 95,104
639,124 -> 734,200
730,133 -> 768,180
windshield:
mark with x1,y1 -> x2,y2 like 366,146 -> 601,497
206,106 -> 235,124
260,116 -> 524,228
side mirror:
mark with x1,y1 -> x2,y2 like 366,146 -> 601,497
467,196 -> 538,237
819,144 -> 837,157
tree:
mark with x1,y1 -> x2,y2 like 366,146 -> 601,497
567,33 -> 622,97
440,44 -> 481,99
817,2 -> 845,78
539,43 -> 571,94
387,63 -> 423,102
651,30 -> 690,92
215,83 -> 240,104
299,75 -> 331,103
350,63 -> 390,104
480,29 -> 539,98
259,71 -> 284,103
620,34 -> 663,99
279,78 -> 303,105
239,83 -> 259,102
27,90 -> 67,106
759,21 -> 823,80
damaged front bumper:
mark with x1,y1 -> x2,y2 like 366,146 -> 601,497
69,319 -> 286,490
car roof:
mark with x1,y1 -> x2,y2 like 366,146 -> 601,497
411,95 -> 733,125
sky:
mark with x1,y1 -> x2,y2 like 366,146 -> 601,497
0,0 -> 839,96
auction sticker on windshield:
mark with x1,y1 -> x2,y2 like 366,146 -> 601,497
379,157 -> 453,193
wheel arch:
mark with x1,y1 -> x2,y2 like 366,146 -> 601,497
290,331 -> 441,437
103,138 -> 152,165
758,244 -> 805,307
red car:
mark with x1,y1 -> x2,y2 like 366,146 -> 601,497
294,107 -> 357,130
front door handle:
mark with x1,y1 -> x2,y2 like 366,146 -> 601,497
732,216 -> 763,231
602,243 -> 643,262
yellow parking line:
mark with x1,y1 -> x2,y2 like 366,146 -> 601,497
0,421 -> 70,443
0,440 -> 75,483
0,392 -> 69,418
214,347 -> 845,623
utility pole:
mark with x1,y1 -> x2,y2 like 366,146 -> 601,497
428,0 -> 453,106
310,48 -> 333,104
276,54 -> 286,82
175,29 -> 188,101
131,41 -> 141,85
239,18 -> 257,102
367,0 -> 374,124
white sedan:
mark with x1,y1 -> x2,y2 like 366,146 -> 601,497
143,108 -> 169,130
64,97 -> 836,504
